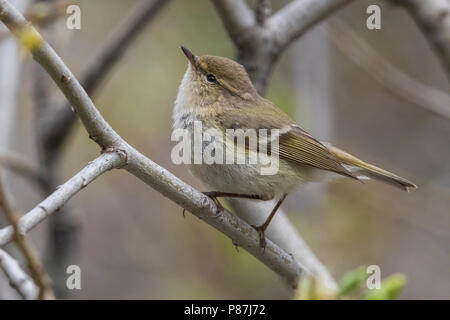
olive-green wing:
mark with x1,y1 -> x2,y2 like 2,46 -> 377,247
215,99 -> 357,179
276,126 -> 357,179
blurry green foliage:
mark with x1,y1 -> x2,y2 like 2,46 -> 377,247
364,274 -> 407,300
337,265 -> 368,298
336,265 -> 407,300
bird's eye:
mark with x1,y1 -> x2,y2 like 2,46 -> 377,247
205,74 -> 217,84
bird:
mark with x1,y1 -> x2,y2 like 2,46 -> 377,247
173,46 -> 417,248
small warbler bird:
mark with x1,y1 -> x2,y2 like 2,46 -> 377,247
173,47 -> 417,248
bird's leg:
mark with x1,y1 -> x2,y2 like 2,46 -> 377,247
202,192 -> 263,217
203,192 -> 225,216
252,194 -> 287,249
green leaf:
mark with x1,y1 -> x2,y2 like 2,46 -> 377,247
364,273 -> 407,300
337,265 -> 368,298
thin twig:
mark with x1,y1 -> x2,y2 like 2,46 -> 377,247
0,175 -> 54,299
0,248 -> 39,299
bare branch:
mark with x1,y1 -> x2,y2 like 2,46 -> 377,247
0,174 -> 54,299
0,148 -> 305,288
0,151 -> 125,247
125,148 -> 305,287
255,0 -> 272,26
0,249 -> 38,299
211,0 -> 255,47
391,0 -> 450,78
0,0 -> 310,288
42,0 -> 171,160
211,0 -> 354,93
326,19 -> 450,120
269,0 -> 353,50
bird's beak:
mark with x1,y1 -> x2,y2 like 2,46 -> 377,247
181,46 -> 197,65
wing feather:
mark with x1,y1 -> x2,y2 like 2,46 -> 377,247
214,100 -> 357,179
276,126 -> 358,179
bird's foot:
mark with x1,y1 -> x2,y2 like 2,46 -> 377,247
203,192 -> 225,217
251,224 -> 267,251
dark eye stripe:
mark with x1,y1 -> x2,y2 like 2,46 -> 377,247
206,74 -> 217,83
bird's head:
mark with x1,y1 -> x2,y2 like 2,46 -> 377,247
178,46 -> 259,109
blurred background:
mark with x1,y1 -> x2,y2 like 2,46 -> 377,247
0,0 -> 449,299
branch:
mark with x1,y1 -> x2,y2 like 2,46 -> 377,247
0,174 -> 54,299
269,0 -> 353,50
211,0 -> 354,94
0,0 -> 69,42
326,19 -> 450,120
391,0 -> 450,78
255,0 -> 272,26
125,149 -> 305,287
0,151 -> 125,246
0,0 -> 308,288
211,0 -> 255,46
227,199 -> 338,293
0,248 -> 38,299
42,0 -> 171,160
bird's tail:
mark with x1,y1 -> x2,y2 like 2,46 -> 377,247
324,143 -> 417,192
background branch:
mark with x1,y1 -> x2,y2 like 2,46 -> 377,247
391,0 -> 450,79
0,248 -> 39,299
211,0 -> 255,45
255,0 -> 272,26
269,0 -> 353,50
326,18 -> 450,120
0,174 -> 54,299
0,0 -> 31,299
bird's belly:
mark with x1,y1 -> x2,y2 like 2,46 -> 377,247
188,160 -> 308,200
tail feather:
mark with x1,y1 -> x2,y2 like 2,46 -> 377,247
323,143 -> 417,192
